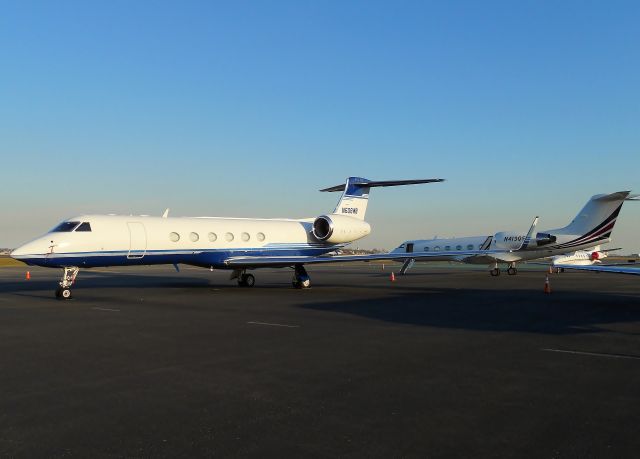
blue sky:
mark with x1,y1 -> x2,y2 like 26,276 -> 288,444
1,0 -> 639,251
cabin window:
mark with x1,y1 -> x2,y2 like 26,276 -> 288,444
445,245 -> 451,251
189,232 -> 199,242
241,232 -> 250,242
256,232 -> 265,242
424,246 -> 429,252
456,245 -> 462,251
434,246 -> 440,251
52,221 -> 80,232
169,232 -> 180,242
467,244 -> 474,250
75,222 -> 92,232
208,232 -> 217,242
225,232 -> 234,242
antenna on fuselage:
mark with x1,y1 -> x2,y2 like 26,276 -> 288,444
162,208 -> 170,218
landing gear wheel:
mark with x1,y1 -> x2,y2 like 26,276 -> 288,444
490,268 -> 501,277
507,267 -> 517,276
292,278 -> 311,289
292,264 -> 311,289
56,287 -> 72,300
238,273 -> 255,287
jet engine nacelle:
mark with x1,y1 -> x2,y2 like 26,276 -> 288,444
312,214 -> 371,243
493,231 -> 557,250
534,233 -> 557,247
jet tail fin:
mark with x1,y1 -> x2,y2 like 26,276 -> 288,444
320,177 -> 444,220
558,191 -> 633,239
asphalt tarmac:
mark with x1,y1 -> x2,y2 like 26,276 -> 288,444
1,263 -> 639,458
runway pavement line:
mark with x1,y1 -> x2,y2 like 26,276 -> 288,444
541,348 -> 640,361
247,321 -> 299,328
92,307 -> 121,312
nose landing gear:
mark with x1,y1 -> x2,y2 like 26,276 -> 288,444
56,267 -> 79,300
507,263 -> 518,275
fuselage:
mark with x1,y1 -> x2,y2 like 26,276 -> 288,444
391,231 -> 612,264
11,214 -> 345,269
551,249 -> 605,266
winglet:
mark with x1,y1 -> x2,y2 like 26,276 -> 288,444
518,216 -> 539,250
162,208 -> 170,218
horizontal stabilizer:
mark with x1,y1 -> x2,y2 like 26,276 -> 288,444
320,178 -> 444,192
593,191 -> 632,201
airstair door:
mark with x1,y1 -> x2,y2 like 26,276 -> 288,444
127,222 -> 147,259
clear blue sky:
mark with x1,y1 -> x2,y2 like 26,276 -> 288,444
1,1 -> 639,251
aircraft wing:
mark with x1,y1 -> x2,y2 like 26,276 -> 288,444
554,264 -> 640,276
223,250 -> 506,268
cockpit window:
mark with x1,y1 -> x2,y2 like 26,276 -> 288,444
52,221 -> 80,232
75,222 -> 92,232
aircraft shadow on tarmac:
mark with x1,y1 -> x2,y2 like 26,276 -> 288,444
298,288 -> 640,335
0,274 -> 213,294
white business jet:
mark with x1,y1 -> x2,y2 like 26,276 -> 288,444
547,245 -> 622,272
11,177 -> 443,299
392,191 -> 637,276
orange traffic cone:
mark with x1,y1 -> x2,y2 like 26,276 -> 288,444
548,266 -> 553,274
544,275 -> 551,294
390,272 -> 396,282
26,271 -> 31,280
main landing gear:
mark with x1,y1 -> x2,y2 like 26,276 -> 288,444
230,265 -> 311,289
490,262 -> 518,277
292,264 -> 311,289
231,269 -> 256,287
55,267 -> 79,300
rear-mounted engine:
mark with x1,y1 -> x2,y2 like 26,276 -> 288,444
312,214 -> 371,244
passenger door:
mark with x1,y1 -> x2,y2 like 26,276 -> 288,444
127,222 -> 147,259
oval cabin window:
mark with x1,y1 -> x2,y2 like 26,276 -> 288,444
169,232 -> 180,242
225,232 -> 234,242
256,232 -> 265,242
208,232 -> 217,242
190,232 -> 199,242
241,232 -> 250,242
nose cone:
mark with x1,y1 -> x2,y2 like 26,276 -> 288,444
11,240 -> 45,260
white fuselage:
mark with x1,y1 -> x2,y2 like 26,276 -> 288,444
11,214 -> 361,269
551,249 -> 605,266
391,232 -> 612,264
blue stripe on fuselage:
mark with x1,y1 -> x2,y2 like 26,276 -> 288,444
16,246 -> 337,269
